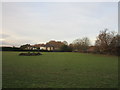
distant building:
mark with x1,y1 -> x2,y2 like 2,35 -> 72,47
40,46 -> 46,50
25,46 -> 37,50
32,44 -> 54,51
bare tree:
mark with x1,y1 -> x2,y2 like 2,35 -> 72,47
95,29 -> 119,55
72,37 -> 91,52
109,34 -> 120,55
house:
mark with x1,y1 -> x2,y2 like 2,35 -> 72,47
25,46 -> 37,50
32,44 -> 54,51
20,44 -> 53,51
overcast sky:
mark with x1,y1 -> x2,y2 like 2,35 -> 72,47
1,2 -> 118,47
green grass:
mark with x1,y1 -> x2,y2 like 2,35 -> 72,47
2,51 -> 118,88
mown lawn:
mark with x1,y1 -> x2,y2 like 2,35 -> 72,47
2,51 -> 118,88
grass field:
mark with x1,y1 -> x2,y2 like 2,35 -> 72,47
2,51 -> 118,88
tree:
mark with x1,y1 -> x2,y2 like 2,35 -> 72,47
60,45 -> 68,52
20,44 -> 31,50
60,44 -> 73,52
63,41 -> 68,45
95,29 -> 114,53
109,34 -> 120,55
72,37 -> 91,52
46,40 -> 64,50
95,29 -> 119,55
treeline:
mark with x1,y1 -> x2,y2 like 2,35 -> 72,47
69,29 -> 120,56
1,47 -> 21,51
1,29 -> 120,56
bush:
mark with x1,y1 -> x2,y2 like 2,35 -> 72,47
19,52 -> 42,56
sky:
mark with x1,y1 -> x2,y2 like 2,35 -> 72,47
1,2 -> 118,47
